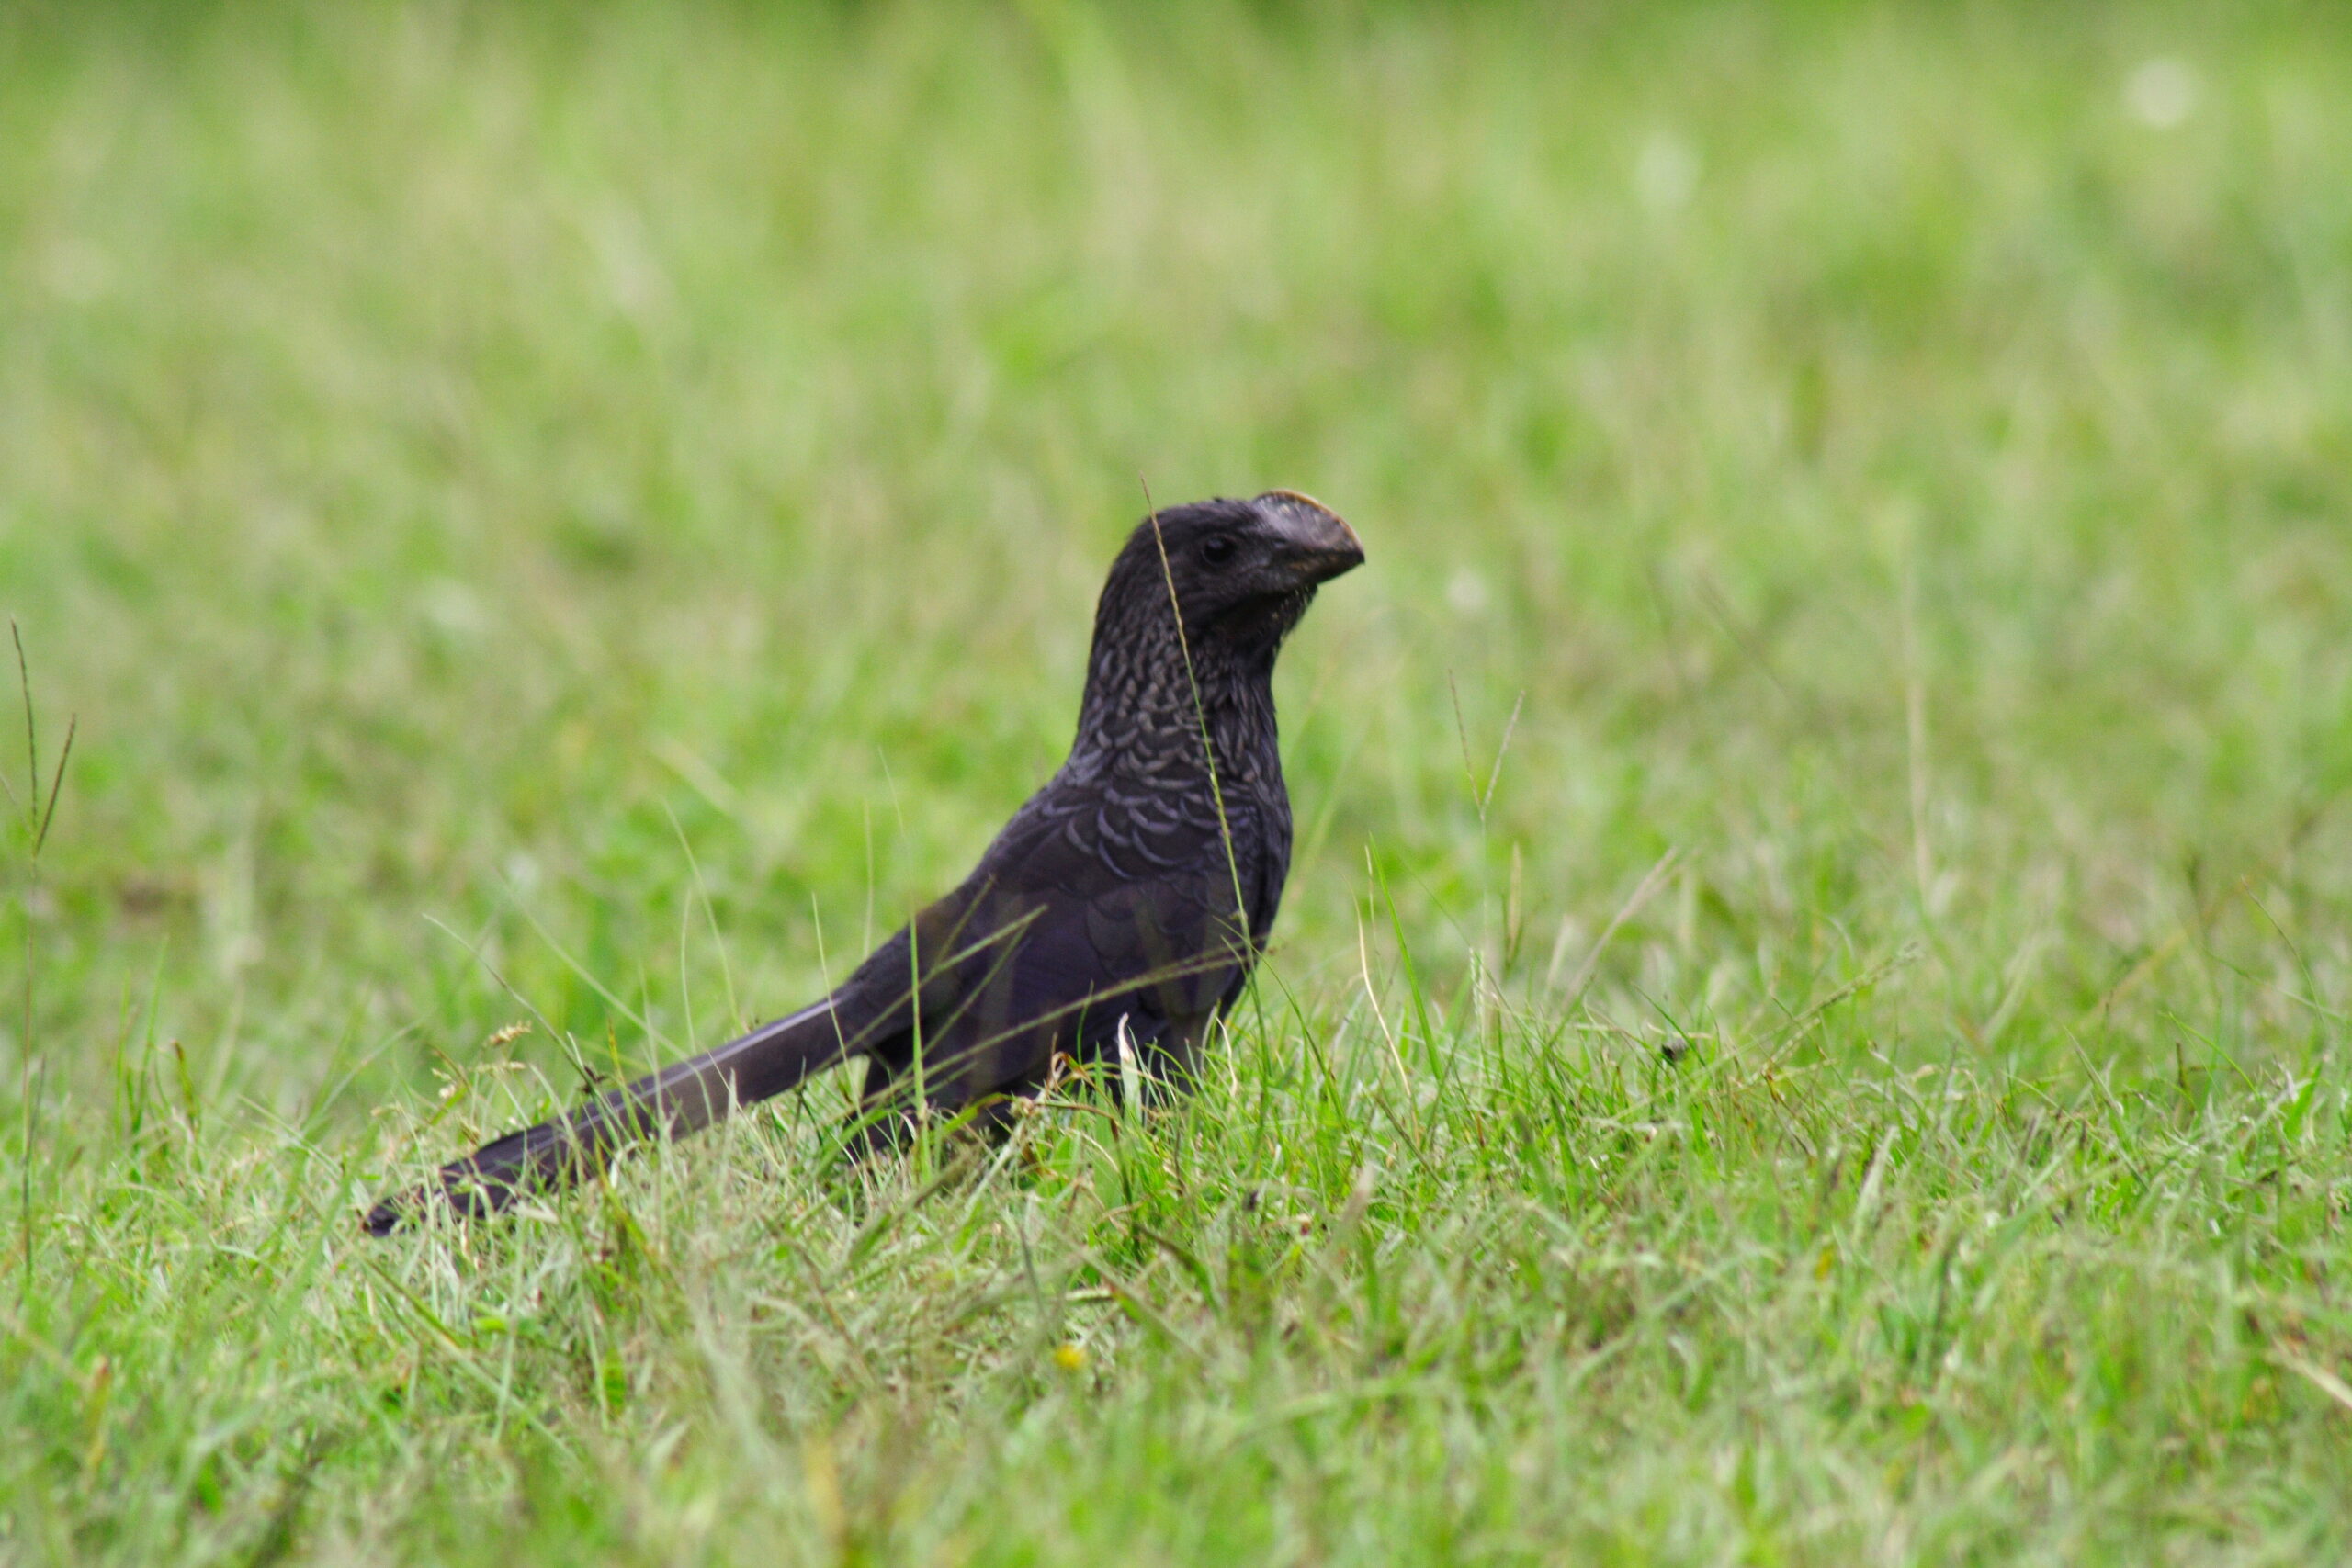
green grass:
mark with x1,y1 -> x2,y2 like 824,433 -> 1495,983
5,1 -> 2352,1561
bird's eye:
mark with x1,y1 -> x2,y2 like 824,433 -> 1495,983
1200,536 -> 1238,566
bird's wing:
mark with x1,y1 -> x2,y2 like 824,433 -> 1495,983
862,773 -> 1266,1099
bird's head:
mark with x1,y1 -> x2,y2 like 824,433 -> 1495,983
1100,491 -> 1364,662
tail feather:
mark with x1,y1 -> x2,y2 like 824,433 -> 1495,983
365,998 -> 847,1235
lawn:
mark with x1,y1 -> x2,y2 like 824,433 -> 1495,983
4,2 -> 2350,1562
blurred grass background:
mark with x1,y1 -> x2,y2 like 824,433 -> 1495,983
4,2 -> 2350,1562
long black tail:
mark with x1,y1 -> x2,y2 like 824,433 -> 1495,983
364,998 -> 851,1235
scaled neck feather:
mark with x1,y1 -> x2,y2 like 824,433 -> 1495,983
1068,585 -> 1309,795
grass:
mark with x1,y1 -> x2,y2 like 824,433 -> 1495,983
4,0 -> 2351,1561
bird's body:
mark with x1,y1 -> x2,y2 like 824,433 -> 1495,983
367,491 -> 1361,1234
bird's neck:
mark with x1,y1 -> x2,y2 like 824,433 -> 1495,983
1071,626 -> 1283,793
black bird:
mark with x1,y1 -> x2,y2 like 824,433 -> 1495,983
366,491 -> 1363,1235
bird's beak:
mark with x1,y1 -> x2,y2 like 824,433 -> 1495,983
1257,490 -> 1365,584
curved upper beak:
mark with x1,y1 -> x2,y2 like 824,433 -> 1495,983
1257,490 -> 1365,585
